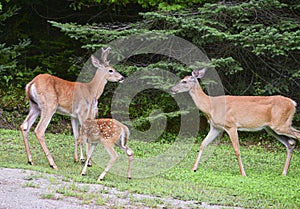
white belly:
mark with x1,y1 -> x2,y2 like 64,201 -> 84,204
56,106 -> 76,117
237,127 -> 264,132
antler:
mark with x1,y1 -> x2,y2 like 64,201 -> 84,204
101,47 -> 111,66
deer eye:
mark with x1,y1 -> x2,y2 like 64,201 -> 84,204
182,81 -> 187,84
108,69 -> 113,73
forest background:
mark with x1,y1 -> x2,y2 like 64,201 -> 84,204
1,0 -> 300,139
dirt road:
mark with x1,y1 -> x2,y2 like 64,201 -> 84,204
0,168 -> 239,209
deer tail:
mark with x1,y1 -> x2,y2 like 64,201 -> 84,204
119,125 -> 130,149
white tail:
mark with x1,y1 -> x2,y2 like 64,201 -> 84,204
79,118 -> 134,180
171,68 -> 300,176
20,48 -> 124,170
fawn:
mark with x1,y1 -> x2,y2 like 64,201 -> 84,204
79,98 -> 134,180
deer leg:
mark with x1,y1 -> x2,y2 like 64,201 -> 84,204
275,135 -> 294,176
78,131 -> 86,165
193,125 -> 221,172
78,137 -> 83,164
20,102 -> 40,165
81,143 -> 97,176
126,148 -> 134,180
34,109 -> 57,170
226,128 -> 246,176
86,143 -> 93,167
71,118 -> 80,162
98,145 -> 118,181
75,119 -> 92,166
265,127 -> 296,176
120,146 -> 134,179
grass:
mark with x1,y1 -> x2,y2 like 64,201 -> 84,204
1,128 -> 300,208
55,184 -> 108,206
22,181 -> 41,188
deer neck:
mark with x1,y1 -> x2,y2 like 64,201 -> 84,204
189,82 -> 211,116
88,70 -> 108,99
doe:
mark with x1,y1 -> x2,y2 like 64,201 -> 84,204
171,68 -> 300,176
20,48 -> 124,169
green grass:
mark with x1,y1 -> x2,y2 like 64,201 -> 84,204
1,128 -> 300,208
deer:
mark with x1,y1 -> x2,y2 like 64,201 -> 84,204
170,68 -> 300,176
79,98 -> 134,181
20,47 -> 124,170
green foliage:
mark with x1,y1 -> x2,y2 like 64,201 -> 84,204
211,57 -> 243,75
0,3 -> 17,23
0,1 -> 87,119
49,0 -> 300,99
2,0 -> 300,133
68,0 -> 212,10
0,5 -> 31,89
46,0 -> 300,132
139,0 -> 300,96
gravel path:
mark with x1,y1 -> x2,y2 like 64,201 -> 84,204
0,168 -> 240,209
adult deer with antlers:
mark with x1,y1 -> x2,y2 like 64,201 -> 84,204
171,68 -> 300,176
20,47 -> 124,170
79,98 -> 134,180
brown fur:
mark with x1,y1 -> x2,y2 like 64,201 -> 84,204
20,48 -> 124,169
79,118 -> 133,181
171,70 -> 300,176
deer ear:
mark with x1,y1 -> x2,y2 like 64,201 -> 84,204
91,55 -> 102,68
102,47 -> 111,54
192,68 -> 206,78
100,47 -> 111,66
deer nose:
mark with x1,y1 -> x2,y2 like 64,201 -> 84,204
119,77 -> 125,83
170,88 -> 176,94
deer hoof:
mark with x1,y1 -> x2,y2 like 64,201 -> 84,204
288,139 -> 296,147
193,169 -> 197,172
50,164 -> 58,170
28,161 -> 34,165
81,159 -> 85,164
81,173 -> 86,176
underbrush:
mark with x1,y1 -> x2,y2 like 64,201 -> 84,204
1,128 -> 300,208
